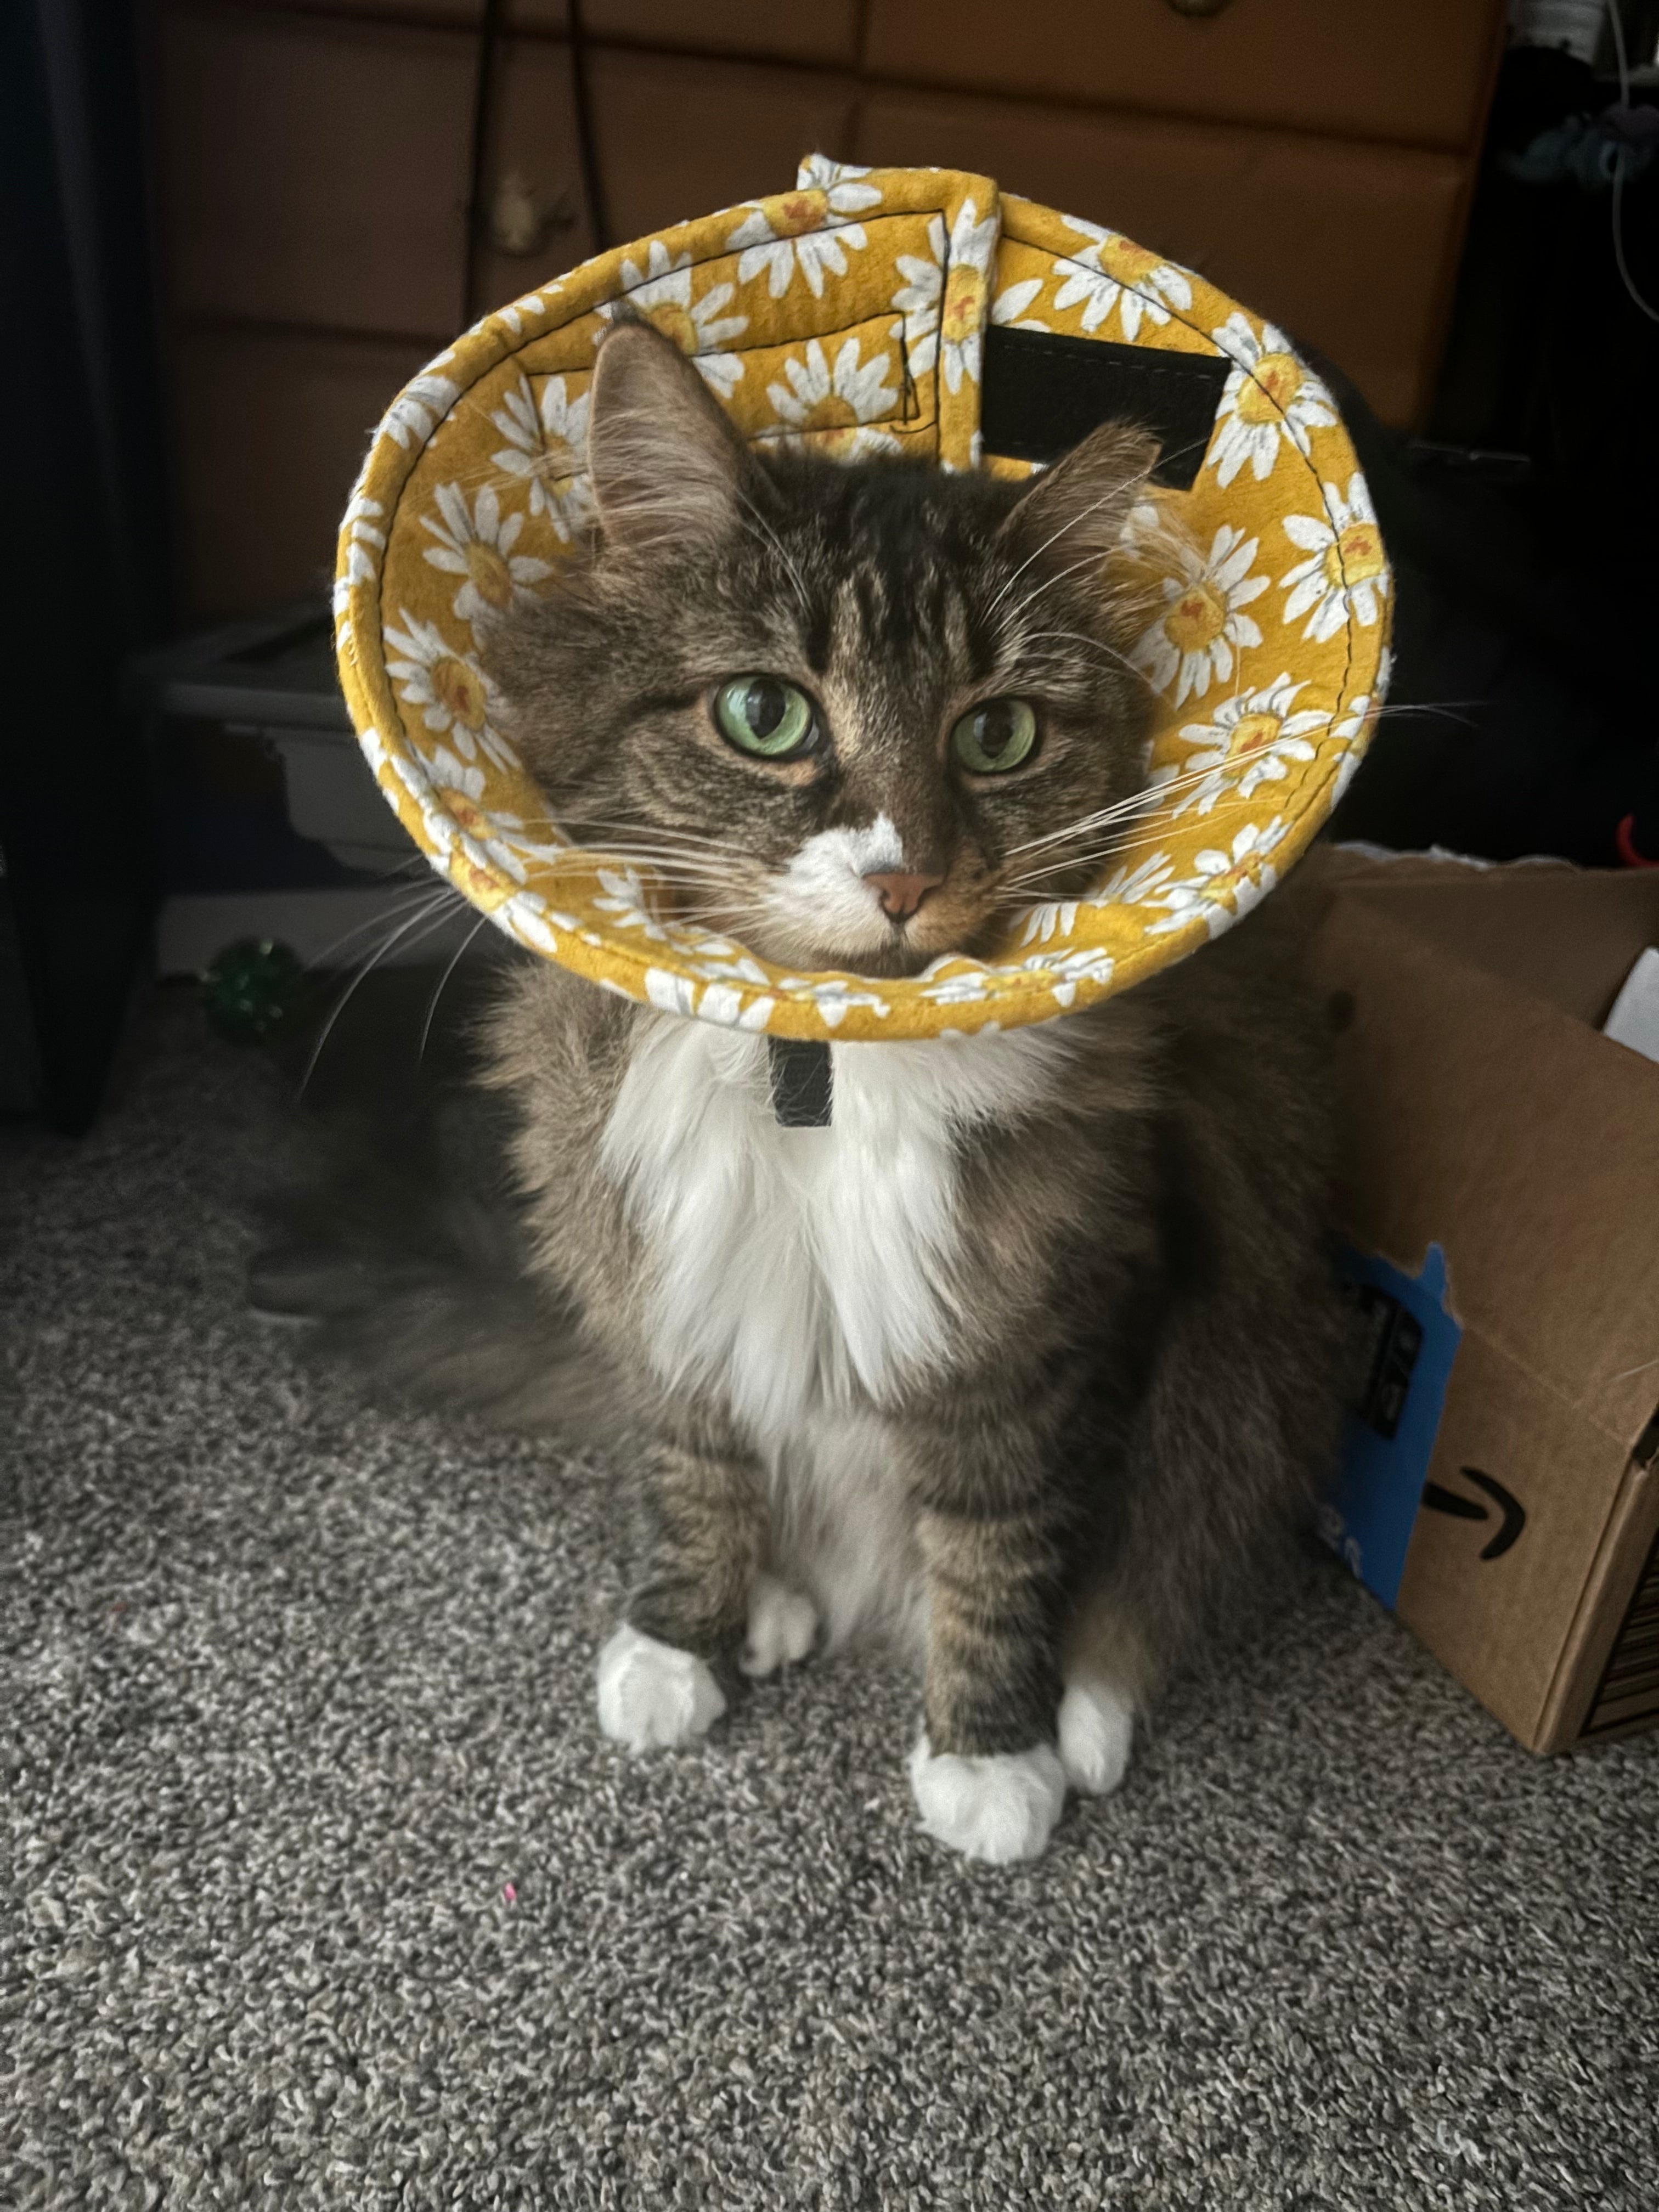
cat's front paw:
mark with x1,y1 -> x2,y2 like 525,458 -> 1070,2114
740,1573 -> 819,1677
907,1736 -> 1067,1865
1057,1675 -> 1135,1797
595,1623 -> 726,1752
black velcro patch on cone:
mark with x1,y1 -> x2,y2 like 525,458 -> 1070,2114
980,325 -> 1231,488
768,1037 -> 833,1127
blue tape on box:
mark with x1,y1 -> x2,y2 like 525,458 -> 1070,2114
1321,1242 -> 1463,1607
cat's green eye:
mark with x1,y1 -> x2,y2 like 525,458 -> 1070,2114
953,697 -> 1038,775
713,676 -> 818,759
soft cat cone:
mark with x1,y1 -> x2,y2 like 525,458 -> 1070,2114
334,158 -> 1391,1042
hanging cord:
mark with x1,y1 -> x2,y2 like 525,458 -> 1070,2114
567,0 -> 611,255
461,0 -> 505,321
1605,0 -> 1659,320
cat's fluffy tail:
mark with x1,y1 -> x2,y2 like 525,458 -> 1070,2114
250,1084 -> 619,1443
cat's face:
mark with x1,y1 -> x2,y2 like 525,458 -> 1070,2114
486,319 -> 1160,976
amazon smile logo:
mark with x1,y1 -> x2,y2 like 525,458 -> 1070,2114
1421,1467 -> 1526,1560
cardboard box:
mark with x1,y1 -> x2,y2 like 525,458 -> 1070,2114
1301,853 -> 1659,1752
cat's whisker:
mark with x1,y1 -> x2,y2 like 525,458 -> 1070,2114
1003,770 -> 1220,861
417,908 -> 496,1064
999,801 -> 1271,891
560,837 -> 744,870
1017,627 -> 1147,684
1000,549 -> 1146,639
549,815 -> 751,859
299,889 -> 474,1097
298,879 -> 460,978
733,492 -> 814,623
1144,429 -> 1214,478
1004,719 -> 1373,865
1370,699 -> 1483,729
565,849 -> 743,887
981,466 -> 1155,621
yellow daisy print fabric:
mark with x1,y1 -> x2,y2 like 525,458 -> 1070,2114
334,157 -> 1391,1042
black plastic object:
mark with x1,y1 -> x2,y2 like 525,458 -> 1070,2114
980,325 -> 1230,487
768,1037 -> 833,1127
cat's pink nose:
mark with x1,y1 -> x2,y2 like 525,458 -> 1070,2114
864,869 -> 944,920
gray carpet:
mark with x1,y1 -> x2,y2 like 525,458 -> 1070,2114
3,994 -> 1655,2212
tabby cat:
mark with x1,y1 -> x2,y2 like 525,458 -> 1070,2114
301,317 -> 1342,1864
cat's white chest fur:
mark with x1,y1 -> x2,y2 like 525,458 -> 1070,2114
600,1016 -> 1069,1442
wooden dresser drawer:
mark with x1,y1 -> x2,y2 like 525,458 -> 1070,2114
589,51 -> 856,244
574,0 -> 857,65
170,328 -> 428,617
470,38 -> 595,320
155,3 -> 474,340
864,0 -> 1502,155
857,90 -> 1470,423
271,0 -> 489,20
503,0 -> 571,26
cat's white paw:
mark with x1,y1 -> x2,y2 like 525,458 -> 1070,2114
595,1623 -> 726,1752
741,1573 -> 820,1677
1057,1675 -> 1135,1797
907,1736 -> 1067,1865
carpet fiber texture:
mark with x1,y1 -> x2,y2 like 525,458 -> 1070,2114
3,996 -> 1656,2211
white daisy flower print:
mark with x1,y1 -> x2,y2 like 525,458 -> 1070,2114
644,968 -> 698,1018
1132,524 -> 1268,707
336,488 -> 385,596
1044,946 -> 1117,1005
1206,314 -> 1338,488
1014,850 -> 1171,944
601,241 -> 748,398
1052,218 -> 1193,342
489,374 -> 594,539
727,187 -> 871,300
1162,673 -> 1331,814
383,611 -> 517,772
685,945 -> 772,989
593,866 -> 671,942
1145,820 -> 1289,938
363,732 -> 517,915
766,336 -> 899,455
486,820 -> 574,881
1330,743 -> 1365,805
918,964 -> 993,1006
1086,851 -> 1178,909
1327,685 -> 1385,803
503,896 -> 566,958
991,276 -> 1048,334
985,946 -> 1115,1007
891,214 -> 946,363
422,742 -> 486,805
382,372 -> 460,450
890,198 -> 998,391
420,482 -> 554,628
697,985 -> 776,1032
493,291 -> 551,340
1280,475 -> 1390,643
1017,899 -> 1079,946
777,977 -> 892,1026
794,153 -> 884,213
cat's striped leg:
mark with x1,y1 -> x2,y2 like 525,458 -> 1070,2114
907,1501 -> 1069,1865
596,1422 -> 768,1753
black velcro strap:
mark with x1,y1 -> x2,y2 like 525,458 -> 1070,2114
768,1037 -> 833,1127
980,325 -> 1231,489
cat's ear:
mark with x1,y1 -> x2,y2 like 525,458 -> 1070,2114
585,314 -> 751,556
997,422 -> 1160,572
